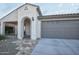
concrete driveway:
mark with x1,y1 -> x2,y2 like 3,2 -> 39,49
32,38 -> 79,55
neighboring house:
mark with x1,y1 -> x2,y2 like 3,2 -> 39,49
0,3 -> 79,40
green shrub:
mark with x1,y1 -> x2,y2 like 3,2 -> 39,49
0,35 -> 6,41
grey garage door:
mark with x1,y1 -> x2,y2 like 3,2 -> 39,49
41,20 -> 79,39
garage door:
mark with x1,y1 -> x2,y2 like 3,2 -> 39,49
41,20 -> 79,39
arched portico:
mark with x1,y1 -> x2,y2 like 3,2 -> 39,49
17,16 -> 30,39
24,17 -> 31,38
0,3 -> 41,40
17,16 -> 37,40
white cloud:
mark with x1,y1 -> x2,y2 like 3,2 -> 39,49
44,10 -> 79,15
0,3 -> 23,18
71,3 -> 75,6
40,8 -> 48,15
58,3 -> 63,8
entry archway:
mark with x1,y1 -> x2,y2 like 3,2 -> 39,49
23,17 -> 31,38
18,16 -> 31,39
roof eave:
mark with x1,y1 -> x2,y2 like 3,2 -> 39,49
38,13 -> 79,20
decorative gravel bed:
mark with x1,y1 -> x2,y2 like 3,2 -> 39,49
0,36 -> 18,55
0,35 -> 40,55
12,39 -> 40,55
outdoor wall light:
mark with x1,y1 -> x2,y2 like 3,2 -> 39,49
32,17 -> 34,21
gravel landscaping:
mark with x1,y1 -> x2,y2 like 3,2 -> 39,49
0,35 -> 39,55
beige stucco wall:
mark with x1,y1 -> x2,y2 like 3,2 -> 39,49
0,4 -> 41,39
1,3 -> 79,39
18,4 -> 39,19
0,10 -> 18,22
17,4 -> 41,39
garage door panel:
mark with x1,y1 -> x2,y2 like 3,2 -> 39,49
41,21 -> 79,39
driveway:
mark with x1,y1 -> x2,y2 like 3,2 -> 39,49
32,38 -> 79,55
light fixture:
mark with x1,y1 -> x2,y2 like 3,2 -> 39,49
32,17 -> 34,21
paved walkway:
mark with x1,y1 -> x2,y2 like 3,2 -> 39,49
0,36 -> 38,55
32,38 -> 79,55
14,39 -> 38,55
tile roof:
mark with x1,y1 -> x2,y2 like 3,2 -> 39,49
38,13 -> 79,19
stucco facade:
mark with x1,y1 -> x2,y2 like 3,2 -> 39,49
0,3 -> 41,40
0,3 -> 79,40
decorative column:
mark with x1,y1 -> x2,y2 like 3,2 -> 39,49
17,20 -> 24,39
14,26 -> 17,36
31,17 -> 37,40
1,22 -> 5,35
37,20 -> 41,38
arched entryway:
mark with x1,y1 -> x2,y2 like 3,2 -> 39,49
17,16 -> 31,39
23,17 -> 31,38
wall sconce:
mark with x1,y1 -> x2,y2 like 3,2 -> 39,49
32,17 -> 34,21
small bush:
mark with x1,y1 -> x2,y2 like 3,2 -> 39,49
0,35 -> 6,41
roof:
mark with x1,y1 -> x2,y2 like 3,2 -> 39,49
38,13 -> 79,19
0,3 -> 42,20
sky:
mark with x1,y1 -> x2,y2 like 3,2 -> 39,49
0,3 -> 79,18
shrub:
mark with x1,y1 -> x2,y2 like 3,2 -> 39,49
0,35 -> 6,41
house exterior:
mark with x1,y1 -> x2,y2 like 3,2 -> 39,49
0,3 -> 79,40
